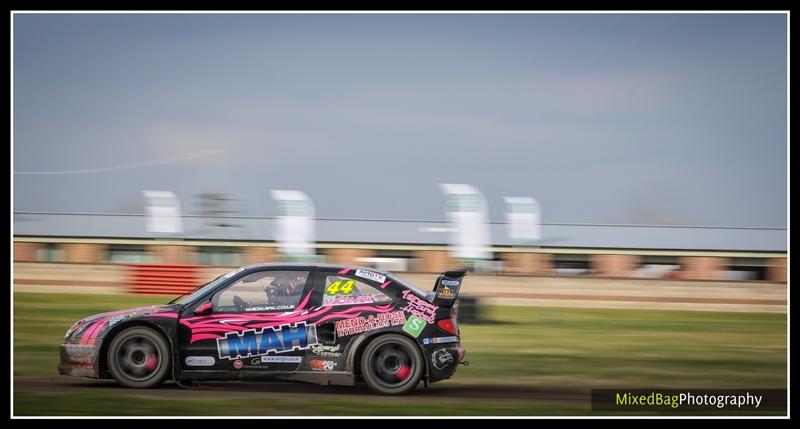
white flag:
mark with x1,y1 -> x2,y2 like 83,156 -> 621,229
438,183 -> 491,260
269,190 -> 315,256
504,196 -> 541,244
143,190 -> 183,235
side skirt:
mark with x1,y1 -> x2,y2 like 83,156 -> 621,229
179,370 -> 355,387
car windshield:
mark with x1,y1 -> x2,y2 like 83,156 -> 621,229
170,268 -> 243,306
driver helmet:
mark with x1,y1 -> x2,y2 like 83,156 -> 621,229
271,272 -> 306,295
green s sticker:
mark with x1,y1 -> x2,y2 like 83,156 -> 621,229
402,315 -> 427,338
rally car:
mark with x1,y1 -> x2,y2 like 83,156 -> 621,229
58,263 -> 467,395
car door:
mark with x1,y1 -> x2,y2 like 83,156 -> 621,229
303,269 -> 399,373
178,268 -> 316,375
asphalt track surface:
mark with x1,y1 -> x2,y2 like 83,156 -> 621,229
15,378 -> 587,402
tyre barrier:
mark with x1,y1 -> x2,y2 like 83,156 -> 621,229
127,264 -> 201,295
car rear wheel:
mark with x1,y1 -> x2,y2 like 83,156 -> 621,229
107,326 -> 171,388
361,334 -> 424,395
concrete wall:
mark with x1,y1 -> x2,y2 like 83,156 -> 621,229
326,248 -> 375,266
147,245 -> 197,265
13,262 -> 127,294
11,239 -> 786,283
591,254 -> 642,278
13,261 -> 787,313
678,257 -> 730,281
62,243 -> 106,263
13,242 -> 43,261
767,257 -> 787,282
412,250 -> 459,273
242,246 -> 278,264
501,252 -> 552,275
398,272 -> 787,313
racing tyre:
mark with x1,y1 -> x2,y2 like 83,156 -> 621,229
107,326 -> 171,388
361,334 -> 424,395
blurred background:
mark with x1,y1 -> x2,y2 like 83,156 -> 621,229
12,12 -> 787,416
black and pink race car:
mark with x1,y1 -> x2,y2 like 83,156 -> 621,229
59,263 -> 467,395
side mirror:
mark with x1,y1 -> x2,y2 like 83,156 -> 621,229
193,301 -> 213,315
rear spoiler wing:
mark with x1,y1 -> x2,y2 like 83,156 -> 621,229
431,269 -> 467,307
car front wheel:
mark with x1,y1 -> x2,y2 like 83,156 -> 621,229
361,334 -> 424,395
107,326 -> 171,388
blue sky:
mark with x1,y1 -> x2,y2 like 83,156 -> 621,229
13,13 -> 788,226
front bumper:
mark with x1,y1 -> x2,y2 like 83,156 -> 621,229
57,343 -> 101,378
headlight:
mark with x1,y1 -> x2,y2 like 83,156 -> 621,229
64,319 -> 87,339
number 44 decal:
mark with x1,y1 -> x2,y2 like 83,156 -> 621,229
326,279 -> 355,295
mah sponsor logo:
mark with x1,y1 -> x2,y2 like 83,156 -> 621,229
216,322 -> 318,360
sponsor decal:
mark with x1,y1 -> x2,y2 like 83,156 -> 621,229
437,285 -> 457,298
310,344 -> 343,357
261,355 -> 303,363
250,357 -> 262,365
422,336 -> 459,345
323,295 -> 374,306
436,278 -> 460,299
244,305 -> 296,312
355,269 -> 386,284
72,306 -> 180,347
233,359 -> 244,369
179,290 -> 395,344
335,311 -> 406,337
107,315 -> 125,328
310,359 -> 337,371
217,322 -> 319,360
431,348 -> 454,369
223,266 -> 247,279
185,356 -> 216,367
402,315 -> 427,338
128,310 -> 149,319
120,309 -> 158,322
401,290 -> 439,324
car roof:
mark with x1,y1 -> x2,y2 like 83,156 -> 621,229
240,262 -> 392,276
226,262 -> 430,298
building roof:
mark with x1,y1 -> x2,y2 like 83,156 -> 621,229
13,212 -> 787,252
